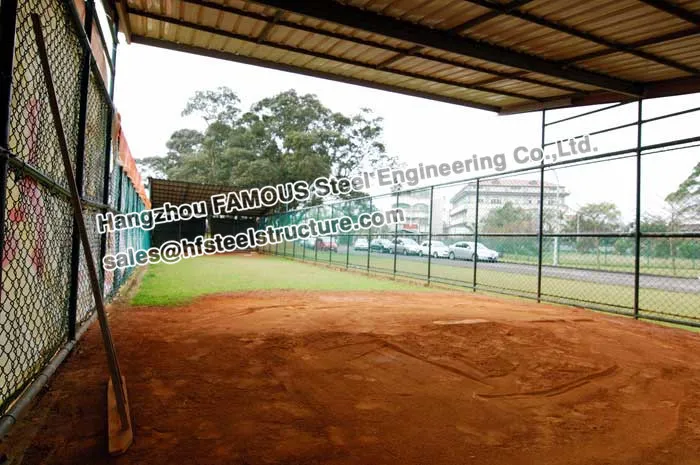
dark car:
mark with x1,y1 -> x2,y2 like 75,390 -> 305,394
370,238 -> 393,253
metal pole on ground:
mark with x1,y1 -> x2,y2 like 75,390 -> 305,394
0,0 -> 18,310
427,186 -> 434,284
633,99 -> 643,319
31,15 -> 132,455
536,109 -> 546,303
472,179 -> 479,291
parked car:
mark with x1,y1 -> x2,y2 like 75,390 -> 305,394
448,241 -> 499,262
301,237 -> 316,249
370,238 -> 393,253
419,240 -> 450,258
315,236 -> 338,252
353,238 -> 369,251
393,237 -> 421,255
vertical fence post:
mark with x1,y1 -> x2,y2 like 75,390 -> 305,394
366,197 -> 372,272
98,104 -> 113,293
472,179 -> 480,291
536,109 -> 546,303
427,186 -> 434,284
67,1 -> 94,339
99,9 -> 118,294
393,191 -> 399,276
0,0 -> 18,304
633,99 -> 643,319
108,11 -> 119,99
345,231 -> 350,269
329,204 -> 334,264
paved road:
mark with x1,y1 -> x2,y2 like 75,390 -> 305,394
315,246 -> 700,294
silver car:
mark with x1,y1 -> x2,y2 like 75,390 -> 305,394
419,240 -> 450,258
448,241 -> 499,262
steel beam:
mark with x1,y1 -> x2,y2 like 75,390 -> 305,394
131,35 -> 501,111
463,0 -> 698,75
246,0 -> 642,95
128,9 -> 540,102
637,0 -> 700,25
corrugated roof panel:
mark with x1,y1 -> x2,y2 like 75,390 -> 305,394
578,52 -> 690,81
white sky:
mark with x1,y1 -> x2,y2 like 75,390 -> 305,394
114,42 -> 700,224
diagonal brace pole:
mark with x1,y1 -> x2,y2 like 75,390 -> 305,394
30,14 -> 131,436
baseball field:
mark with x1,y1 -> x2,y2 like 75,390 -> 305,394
6,252 -> 700,465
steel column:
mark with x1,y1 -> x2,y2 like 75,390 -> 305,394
366,198 -> 372,272
633,99 -> 643,318
427,186 -> 434,283
0,0 -> 18,313
472,180 -> 479,291
536,110 -> 546,302
67,0 -> 95,340
393,192 -> 399,275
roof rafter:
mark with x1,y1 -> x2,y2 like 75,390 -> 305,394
637,0 -> 700,25
131,35 -> 501,111
244,0 -> 643,96
462,0 -> 699,75
128,8 -> 542,102
182,0 -> 583,94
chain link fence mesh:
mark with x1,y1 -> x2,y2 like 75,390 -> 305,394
260,101 -> 700,329
0,0 -> 148,414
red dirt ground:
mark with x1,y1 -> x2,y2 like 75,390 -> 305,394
4,290 -> 700,465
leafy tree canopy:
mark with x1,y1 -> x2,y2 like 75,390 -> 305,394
139,87 -> 396,202
665,161 -> 699,227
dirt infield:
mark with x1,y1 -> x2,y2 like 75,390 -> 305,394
6,290 -> 700,464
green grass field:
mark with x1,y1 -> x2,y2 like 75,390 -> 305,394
274,243 -> 700,323
131,251 -> 699,331
131,253 -> 427,306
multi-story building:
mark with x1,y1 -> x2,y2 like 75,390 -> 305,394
447,179 -> 569,234
397,191 -> 447,234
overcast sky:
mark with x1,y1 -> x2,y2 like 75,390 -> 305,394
114,42 -> 699,223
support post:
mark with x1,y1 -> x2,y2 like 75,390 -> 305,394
0,0 -> 18,305
633,99 -> 643,319
393,192 -> 399,276
31,14 -> 132,454
536,109 -> 546,302
427,186 -> 434,284
68,1 -> 94,340
472,180 -> 479,291
108,10 -> 119,99
366,197 -> 372,272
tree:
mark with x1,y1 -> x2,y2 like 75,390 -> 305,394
482,202 -> 535,233
566,202 -> 622,263
662,162 -> 700,274
665,161 -> 699,228
139,88 -> 396,207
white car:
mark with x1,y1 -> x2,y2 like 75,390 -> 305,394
419,240 -> 450,259
353,238 -> 369,251
449,241 -> 499,262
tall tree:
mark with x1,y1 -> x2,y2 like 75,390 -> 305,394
482,202 -> 535,233
139,88 -> 396,206
566,202 -> 622,260
665,161 -> 699,229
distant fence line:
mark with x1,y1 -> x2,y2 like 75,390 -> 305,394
261,100 -> 700,328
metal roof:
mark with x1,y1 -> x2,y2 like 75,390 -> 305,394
112,0 -> 700,113
148,177 -> 271,216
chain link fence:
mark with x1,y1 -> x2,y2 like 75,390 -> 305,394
261,99 -> 700,329
0,0 -> 148,414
